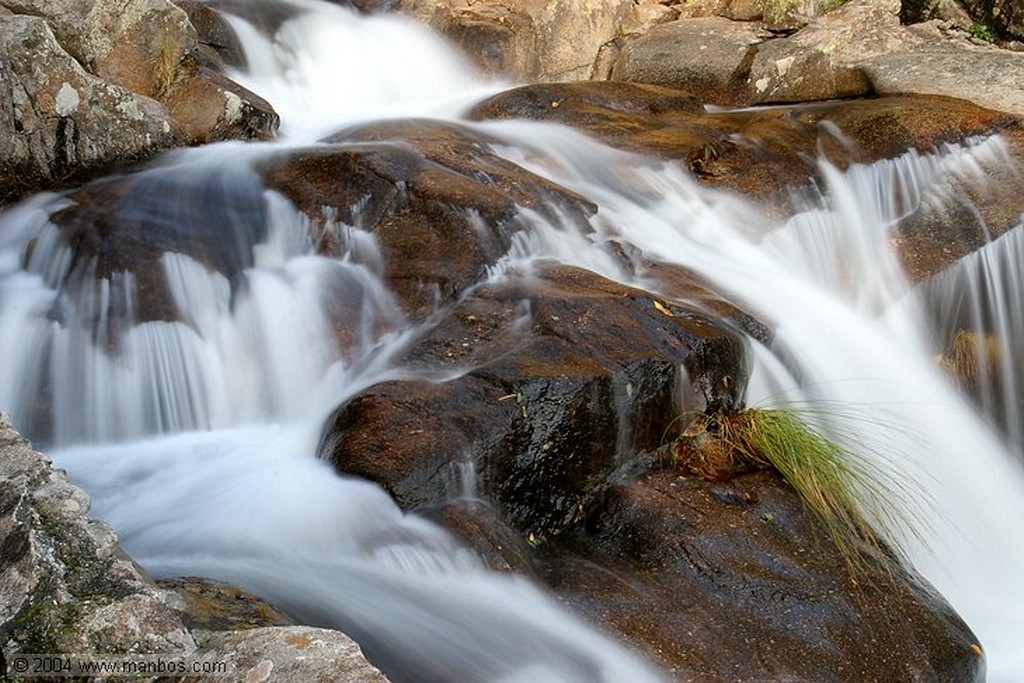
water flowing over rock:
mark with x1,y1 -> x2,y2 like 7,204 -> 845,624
0,415 -> 392,681
0,414 -> 196,656
262,119 -> 598,317
470,81 -> 1024,280
4,0 -> 1024,680
321,264 -> 752,536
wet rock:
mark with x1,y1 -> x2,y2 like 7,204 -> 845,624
472,81 -> 1019,197
468,81 -> 821,197
541,467 -> 985,682
187,626 -> 391,683
0,414 -> 196,656
321,265 -> 750,538
47,164 -> 268,323
429,501 -> 537,575
261,119 -> 596,317
0,15 -> 177,204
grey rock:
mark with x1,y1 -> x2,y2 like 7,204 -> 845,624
862,43 -> 1024,117
0,14 -> 177,203
0,413 -> 196,656
0,0 -> 197,99
186,626 -> 392,683
611,16 -> 771,105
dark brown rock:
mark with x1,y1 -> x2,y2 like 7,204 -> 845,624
541,467 -> 985,683
321,265 -> 750,538
47,165 -> 268,324
175,0 -> 248,70
261,119 -> 596,317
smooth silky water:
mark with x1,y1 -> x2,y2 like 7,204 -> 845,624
1,1 -> 1023,680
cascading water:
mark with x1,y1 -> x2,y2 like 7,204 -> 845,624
2,0 -> 1024,681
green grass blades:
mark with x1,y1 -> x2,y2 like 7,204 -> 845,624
715,407 -> 916,572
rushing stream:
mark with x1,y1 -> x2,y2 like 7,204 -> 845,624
2,0 -> 1024,680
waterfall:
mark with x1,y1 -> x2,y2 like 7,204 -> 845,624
920,223 -> 1024,453
476,123 -> 1024,681
2,0 -> 1024,681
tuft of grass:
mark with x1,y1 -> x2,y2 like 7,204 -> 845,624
969,23 -> 996,43
677,406 -> 921,572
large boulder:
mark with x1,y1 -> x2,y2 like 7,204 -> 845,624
541,466 -> 985,682
0,0 -> 278,204
0,0 -> 197,99
321,264 -> 753,537
0,414 -> 196,656
0,15 -> 176,204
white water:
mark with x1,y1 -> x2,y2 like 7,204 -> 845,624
2,0 -> 1024,680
